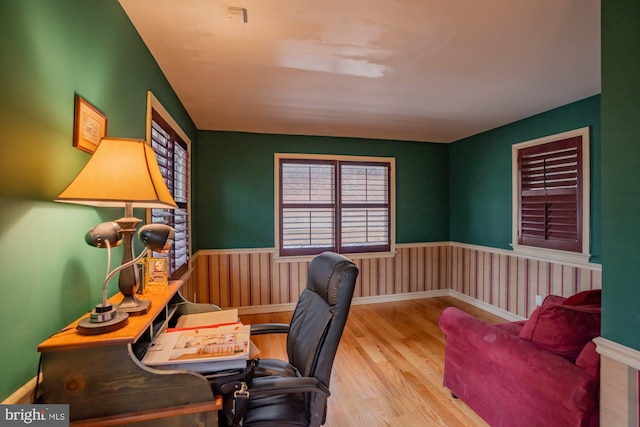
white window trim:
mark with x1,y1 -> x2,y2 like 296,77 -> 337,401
146,92 -> 191,147
511,126 -> 591,266
274,152 -> 396,261
145,91 -> 192,273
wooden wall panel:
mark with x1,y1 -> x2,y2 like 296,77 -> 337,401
448,246 -> 601,318
450,246 -> 463,295
180,269 -> 197,304
183,244 -> 601,317
595,338 -> 640,426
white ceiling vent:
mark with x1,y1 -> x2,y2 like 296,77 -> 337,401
228,7 -> 248,25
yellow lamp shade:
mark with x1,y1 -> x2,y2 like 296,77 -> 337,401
56,137 -> 177,209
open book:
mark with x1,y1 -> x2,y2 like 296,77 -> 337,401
142,322 -> 250,373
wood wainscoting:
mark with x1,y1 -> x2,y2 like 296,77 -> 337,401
182,244 -> 450,310
181,242 -> 601,318
594,337 -> 640,426
449,243 -> 602,318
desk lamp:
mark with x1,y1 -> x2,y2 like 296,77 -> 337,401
78,222 -> 175,335
56,138 -> 177,315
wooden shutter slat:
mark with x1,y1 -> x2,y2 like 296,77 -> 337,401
521,189 -> 576,198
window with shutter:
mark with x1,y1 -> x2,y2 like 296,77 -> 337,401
146,93 -> 191,278
277,154 -> 394,257
512,127 -> 590,263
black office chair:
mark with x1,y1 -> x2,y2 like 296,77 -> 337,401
220,251 -> 358,427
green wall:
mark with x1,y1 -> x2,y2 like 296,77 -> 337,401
601,1 -> 640,350
449,95 -> 601,263
0,0 -> 196,401
193,132 -> 449,250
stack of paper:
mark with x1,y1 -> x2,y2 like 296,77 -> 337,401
142,309 -> 249,373
173,308 -> 239,330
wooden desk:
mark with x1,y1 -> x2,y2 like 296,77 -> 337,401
38,281 -> 222,426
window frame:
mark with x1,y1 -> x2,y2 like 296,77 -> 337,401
145,91 -> 192,278
511,127 -> 591,265
275,153 -> 396,260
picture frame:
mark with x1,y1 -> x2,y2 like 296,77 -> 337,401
73,95 -> 107,153
145,257 -> 168,286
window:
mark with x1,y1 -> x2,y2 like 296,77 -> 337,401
146,92 -> 191,278
276,154 -> 394,257
512,127 -> 590,263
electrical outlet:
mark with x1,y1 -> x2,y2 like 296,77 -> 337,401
535,295 -> 543,306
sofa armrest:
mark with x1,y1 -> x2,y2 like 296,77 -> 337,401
438,307 -> 599,426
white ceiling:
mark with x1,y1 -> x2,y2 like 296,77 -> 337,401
119,0 -> 600,143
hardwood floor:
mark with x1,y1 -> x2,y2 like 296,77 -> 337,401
240,296 -> 506,427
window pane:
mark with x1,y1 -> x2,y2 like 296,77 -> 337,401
341,208 -> 389,246
282,208 -> 334,248
282,163 -> 334,203
340,163 -> 390,250
342,164 -> 388,203
173,144 -> 188,204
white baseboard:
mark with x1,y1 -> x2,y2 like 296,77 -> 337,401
236,290 -> 451,315
351,290 -> 450,305
447,290 -> 526,322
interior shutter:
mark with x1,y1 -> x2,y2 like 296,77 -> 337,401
518,136 -> 582,252
151,111 -> 190,276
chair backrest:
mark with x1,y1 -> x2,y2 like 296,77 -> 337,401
286,252 -> 359,389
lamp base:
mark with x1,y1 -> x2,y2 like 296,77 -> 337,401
77,311 -> 129,335
117,295 -> 151,315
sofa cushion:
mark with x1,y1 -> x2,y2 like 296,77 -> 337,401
543,295 -> 566,306
576,340 -> 600,381
563,289 -> 601,306
519,303 -> 601,361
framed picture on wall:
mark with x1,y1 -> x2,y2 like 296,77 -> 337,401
73,95 -> 107,153
145,257 -> 168,286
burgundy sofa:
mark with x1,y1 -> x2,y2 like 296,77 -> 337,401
438,290 -> 601,427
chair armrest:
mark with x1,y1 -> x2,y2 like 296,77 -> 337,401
250,323 -> 289,335
248,376 -> 330,398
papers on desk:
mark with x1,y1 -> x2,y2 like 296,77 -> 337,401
142,310 -> 249,373
173,308 -> 239,330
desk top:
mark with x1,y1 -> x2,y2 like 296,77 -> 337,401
38,281 -> 182,353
